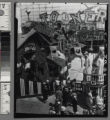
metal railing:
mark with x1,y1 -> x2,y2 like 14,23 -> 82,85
84,73 -> 104,85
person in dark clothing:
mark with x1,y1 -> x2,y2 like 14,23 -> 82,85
46,79 -> 51,95
71,93 -> 78,114
16,61 -> 23,97
55,99 -> 62,115
55,79 -> 61,92
42,82 -> 49,101
55,87 -> 63,102
49,77 -> 55,94
30,55 -> 38,94
21,57 -> 30,95
62,87 -> 70,106
49,103 -> 56,114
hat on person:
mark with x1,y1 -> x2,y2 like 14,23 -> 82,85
84,51 -> 89,55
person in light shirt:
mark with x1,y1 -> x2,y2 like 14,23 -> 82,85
96,95 -> 104,109
92,47 -> 104,75
83,51 -> 91,74
67,47 -> 85,83
97,48 -> 104,75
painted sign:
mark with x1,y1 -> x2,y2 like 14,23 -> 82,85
39,6 -> 106,31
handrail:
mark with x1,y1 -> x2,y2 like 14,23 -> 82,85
0,81 -> 10,83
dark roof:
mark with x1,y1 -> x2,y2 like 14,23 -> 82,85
18,29 -> 52,50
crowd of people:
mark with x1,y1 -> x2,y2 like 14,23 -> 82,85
16,41 -> 105,115
16,21 -> 106,115
41,73 -> 105,115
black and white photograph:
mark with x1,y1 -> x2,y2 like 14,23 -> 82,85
0,2 -> 11,114
15,2 -> 108,117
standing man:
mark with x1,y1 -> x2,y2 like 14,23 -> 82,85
42,82 -> 49,102
67,47 -> 85,83
71,93 -> 78,114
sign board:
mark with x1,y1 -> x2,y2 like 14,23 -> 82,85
0,3 -> 11,31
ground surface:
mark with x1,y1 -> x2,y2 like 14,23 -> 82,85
16,94 -> 84,114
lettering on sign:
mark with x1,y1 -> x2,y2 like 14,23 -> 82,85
39,12 -> 48,23
85,11 -> 97,23
50,11 -> 59,22
70,13 -> 82,24
61,12 -> 69,24
96,9 -> 106,23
